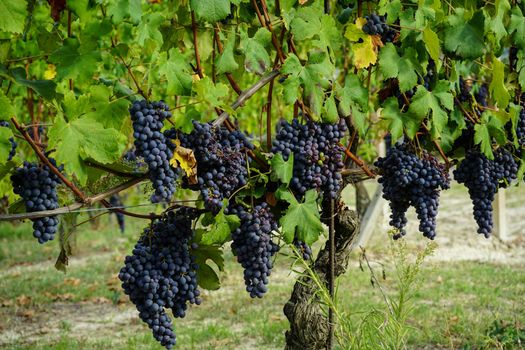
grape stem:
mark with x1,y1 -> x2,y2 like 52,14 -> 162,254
337,142 -> 376,178
191,11 -> 204,79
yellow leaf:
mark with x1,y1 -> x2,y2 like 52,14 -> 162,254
170,139 -> 198,185
352,36 -> 377,69
355,17 -> 367,30
299,0 -> 309,4
44,64 -> 56,80
345,22 -> 367,42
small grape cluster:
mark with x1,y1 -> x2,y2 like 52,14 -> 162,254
272,119 -> 347,199
165,121 -> 253,214
375,144 -> 450,239
0,121 -> 17,161
293,240 -> 313,261
475,84 -> 489,108
119,208 -> 201,349
458,76 -> 473,102
11,160 -> 62,243
129,100 -> 177,203
362,13 -> 396,43
109,194 -> 125,233
517,106 -> 525,147
228,203 -> 280,298
454,149 -> 517,237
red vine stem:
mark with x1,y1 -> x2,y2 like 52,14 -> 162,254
255,0 -> 285,64
337,142 -> 375,178
191,11 -> 204,79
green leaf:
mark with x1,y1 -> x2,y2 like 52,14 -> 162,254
474,123 -> 493,159
382,98 -> 422,141
193,77 -> 229,109
408,81 -> 453,136
0,90 -> 14,120
323,95 -> 338,123
48,116 -> 127,185
378,43 -> 399,79
190,0 -> 231,23
423,27 -> 440,62
158,49 -> 193,96
509,7 -> 525,48
83,86 -> 131,134
290,7 -> 321,41
136,13 -> 164,46
107,0 -> 142,24
271,153 -> 294,186
489,57 -> 511,109
0,128 -> 14,164
378,45 -> 418,92
444,9 -> 485,59
49,38 -> 101,81
239,28 -> 271,75
489,0 -> 510,45
216,34 -> 239,74
201,207 -> 240,245
193,244 -> 224,290
0,0 -> 27,33
276,189 -> 323,245
2,68 -> 57,100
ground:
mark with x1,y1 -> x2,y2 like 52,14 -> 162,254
0,182 -> 524,350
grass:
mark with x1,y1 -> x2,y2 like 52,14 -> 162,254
1,205 -> 524,349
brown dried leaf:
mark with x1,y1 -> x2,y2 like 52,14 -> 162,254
170,139 -> 198,185
16,295 -> 32,306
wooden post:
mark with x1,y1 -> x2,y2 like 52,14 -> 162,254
494,190 -> 508,241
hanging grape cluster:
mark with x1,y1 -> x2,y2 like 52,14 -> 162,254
11,160 -> 62,243
362,13 -> 396,43
375,144 -> 450,239
228,203 -> 280,298
0,121 -> 17,161
454,148 -> 517,237
165,121 -> 253,214
272,119 -> 347,199
119,208 -> 201,349
129,100 -> 178,203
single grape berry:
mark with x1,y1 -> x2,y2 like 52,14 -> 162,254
11,159 -> 62,243
129,100 -> 178,203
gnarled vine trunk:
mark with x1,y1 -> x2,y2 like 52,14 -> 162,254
283,206 -> 360,350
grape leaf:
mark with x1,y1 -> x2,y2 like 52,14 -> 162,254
409,82 -> 453,137
509,7 -> 525,48
158,49 -> 193,96
0,0 -> 27,33
444,9 -> 485,59
193,77 -> 229,110
48,116 -> 127,185
107,0 -> 142,24
192,244 -> 224,290
474,123 -> 493,159
0,128 -> 14,165
136,13 -> 164,46
323,94 -> 339,123
190,0 -> 231,23
49,38 -> 101,82
201,207 -> 240,245
382,98 -> 422,141
489,0 -> 510,45
423,26 -> 440,62
0,91 -> 14,121
378,44 -> 418,92
2,68 -> 57,100
489,57 -> 511,109
276,189 -> 323,245
216,33 -> 239,74
271,153 -> 294,186
239,28 -> 271,75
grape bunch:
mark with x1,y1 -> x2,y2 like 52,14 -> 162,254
517,106 -> 525,147
118,208 -> 201,349
362,13 -> 396,43
474,84 -> 489,108
165,121 -> 253,214
293,240 -> 313,261
0,121 -> 17,161
272,119 -> 347,199
458,76 -> 472,102
228,203 -> 280,298
375,144 -> 450,239
129,100 -> 177,203
454,149 -> 517,237
10,160 -> 62,243
109,194 -> 125,233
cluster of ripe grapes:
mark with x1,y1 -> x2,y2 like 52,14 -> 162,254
11,159 -> 62,243
228,203 -> 280,298
118,208 -> 201,349
165,121 -> 253,214
454,148 -> 518,237
272,119 -> 347,199
129,100 -> 177,203
517,99 -> 525,147
362,13 -> 396,43
375,144 -> 450,239
293,240 -> 313,260
0,121 -> 17,161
